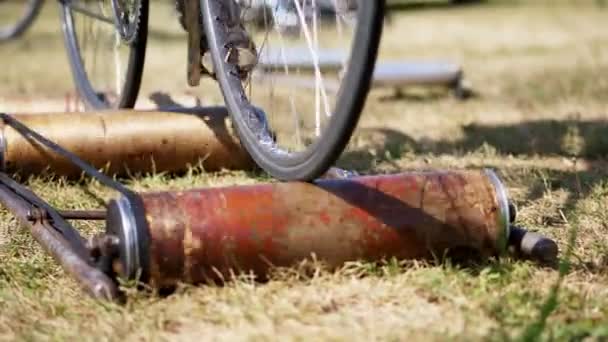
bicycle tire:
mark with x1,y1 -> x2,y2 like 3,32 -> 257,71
0,0 -> 43,42
59,0 -> 148,109
201,0 -> 385,181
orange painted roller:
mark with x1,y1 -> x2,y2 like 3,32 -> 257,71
105,170 -> 511,288
0,108 -> 254,177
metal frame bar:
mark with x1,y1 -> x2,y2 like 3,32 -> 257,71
0,113 -> 122,300
62,0 -> 116,25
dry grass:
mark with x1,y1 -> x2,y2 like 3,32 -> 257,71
2,1 -> 608,341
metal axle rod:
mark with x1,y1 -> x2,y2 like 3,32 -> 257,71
0,181 -> 119,300
25,209 -> 107,221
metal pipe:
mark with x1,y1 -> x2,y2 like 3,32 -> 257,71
57,210 -> 107,221
106,169 -> 511,288
0,108 -> 254,177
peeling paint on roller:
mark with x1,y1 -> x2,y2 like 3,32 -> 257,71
108,170 -> 510,288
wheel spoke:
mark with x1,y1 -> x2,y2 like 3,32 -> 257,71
62,0 -> 145,109
292,0 -> 332,121
271,8 -> 302,148
241,0 -> 350,151
210,0 -> 382,180
114,32 -> 122,97
66,1 -> 115,25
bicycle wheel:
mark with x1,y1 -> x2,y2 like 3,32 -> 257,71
0,0 -> 43,42
60,0 -> 148,109
201,0 -> 385,181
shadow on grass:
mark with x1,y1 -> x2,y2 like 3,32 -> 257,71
346,119 -> 607,212
340,128 -> 418,171
342,119 -> 608,171
340,120 -> 606,339
449,120 -> 608,158
341,119 -> 608,257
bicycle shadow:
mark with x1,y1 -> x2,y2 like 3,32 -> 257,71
340,120 -> 608,273
344,119 -> 608,164
436,119 -> 608,158
315,174 -> 494,265
339,127 -> 419,171
340,119 -> 608,252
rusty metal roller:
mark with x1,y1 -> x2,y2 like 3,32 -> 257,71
105,169 -> 511,288
0,108 -> 254,177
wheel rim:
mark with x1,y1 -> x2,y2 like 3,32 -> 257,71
0,0 -> 39,39
63,0 -> 137,108
229,0 -> 363,158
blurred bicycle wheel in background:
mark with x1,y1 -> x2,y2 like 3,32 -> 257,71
0,0 -> 43,41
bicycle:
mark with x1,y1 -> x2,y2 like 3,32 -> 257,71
1,0 -> 386,181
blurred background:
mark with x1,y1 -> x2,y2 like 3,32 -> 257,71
0,0 -> 607,161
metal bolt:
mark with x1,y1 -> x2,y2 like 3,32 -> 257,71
26,208 -> 47,222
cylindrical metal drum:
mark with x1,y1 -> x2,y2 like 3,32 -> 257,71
0,108 -> 254,177
106,170 -> 510,288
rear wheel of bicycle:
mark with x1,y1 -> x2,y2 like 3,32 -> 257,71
0,0 -> 43,41
201,0 -> 385,181
60,0 -> 148,109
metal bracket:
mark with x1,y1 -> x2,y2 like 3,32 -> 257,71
0,176 -> 118,300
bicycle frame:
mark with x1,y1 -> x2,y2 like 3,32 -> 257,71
183,0 -> 204,86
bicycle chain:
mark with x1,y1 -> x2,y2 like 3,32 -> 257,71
113,0 -> 142,44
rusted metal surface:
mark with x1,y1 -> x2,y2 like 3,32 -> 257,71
0,108 -> 253,177
108,169 -> 511,288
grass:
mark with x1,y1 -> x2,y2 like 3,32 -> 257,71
1,1 -> 608,340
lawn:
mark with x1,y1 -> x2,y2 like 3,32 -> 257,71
1,1 -> 608,340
